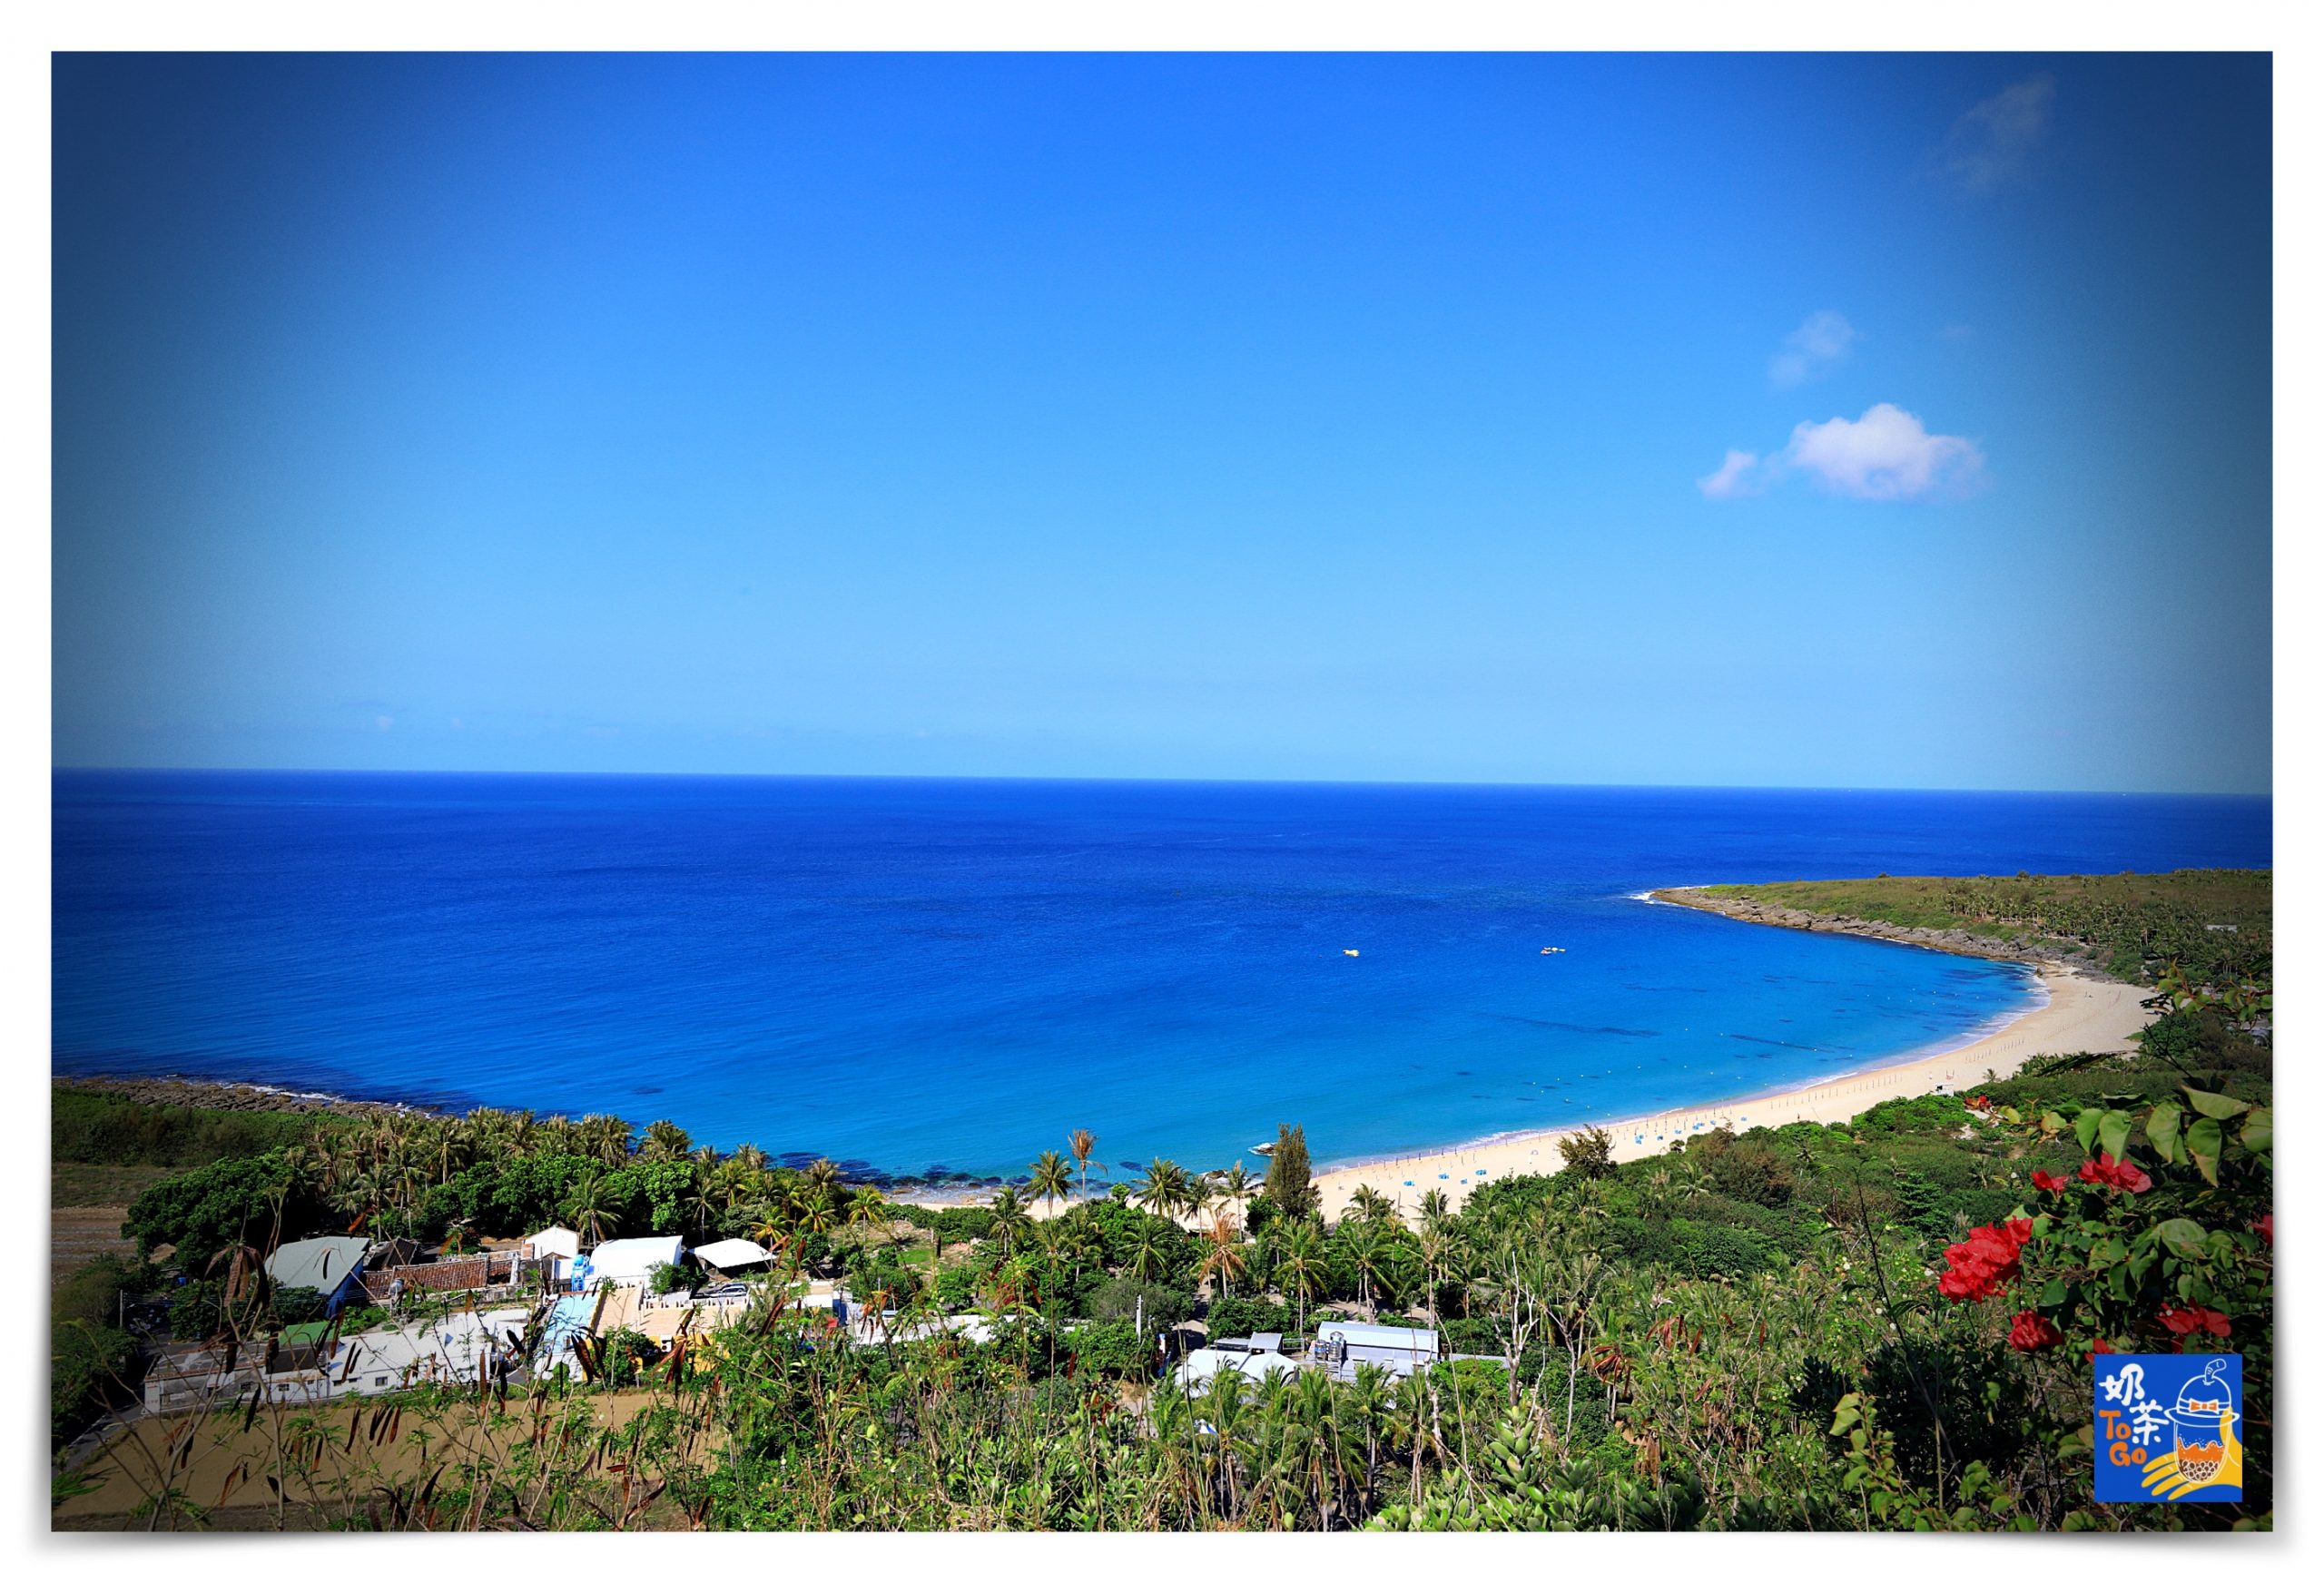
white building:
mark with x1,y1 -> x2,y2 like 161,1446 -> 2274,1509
143,1308 -> 530,1414
572,1235 -> 685,1288
1171,1346 -> 1302,1391
1312,1321 -> 1442,1381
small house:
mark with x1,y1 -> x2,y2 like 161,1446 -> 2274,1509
265,1236 -> 371,1315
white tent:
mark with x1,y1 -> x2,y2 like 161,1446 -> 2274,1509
522,1226 -> 580,1262
581,1235 -> 685,1286
691,1237 -> 777,1272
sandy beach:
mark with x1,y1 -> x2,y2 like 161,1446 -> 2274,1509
1308,964 -> 2152,1222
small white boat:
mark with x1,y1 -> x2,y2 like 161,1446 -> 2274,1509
1343,949 -> 1360,957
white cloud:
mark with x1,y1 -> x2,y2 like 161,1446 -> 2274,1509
1942,74 -> 2055,194
1768,310 -> 1857,388
1696,448 -> 1765,500
1780,403 -> 1984,499
1698,403 -> 1983,502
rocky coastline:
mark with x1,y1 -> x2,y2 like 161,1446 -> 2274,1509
54,1073 -> 448,1121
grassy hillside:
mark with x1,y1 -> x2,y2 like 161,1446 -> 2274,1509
1693,869 -> 2270,984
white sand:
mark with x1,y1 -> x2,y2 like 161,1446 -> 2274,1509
1309,966 -> 2153,1222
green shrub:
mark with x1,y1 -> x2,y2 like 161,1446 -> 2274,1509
51,1321 -> 136,1449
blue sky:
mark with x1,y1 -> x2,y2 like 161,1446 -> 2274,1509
53,53 -> 2272,792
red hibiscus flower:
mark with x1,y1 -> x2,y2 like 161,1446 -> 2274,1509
1938,1218 -> 2033,1303
1964,1095 -> 1994,1112
2030,1168 -> 2070,1193
2078,1152 -> 2152,1194
2254,1214 -> 2272,1247
2007,1311 -> 2063,1352
2160,1304 -> 2230,1339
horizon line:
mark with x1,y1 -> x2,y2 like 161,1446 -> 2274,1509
49,762 -> 2275,801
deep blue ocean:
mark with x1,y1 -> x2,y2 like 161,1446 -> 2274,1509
51,773 -> 2270,1184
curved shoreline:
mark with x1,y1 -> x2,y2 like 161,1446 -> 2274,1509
1309,958 -> 2154,1222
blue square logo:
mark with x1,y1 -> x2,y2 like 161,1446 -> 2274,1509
2094,1353 -> 2242,1502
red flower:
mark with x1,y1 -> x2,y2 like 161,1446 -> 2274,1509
2085,1337 -> 2118,1362
2008,1311 -> 2063,1352
2161,1304 -> 2231,1339
2078,1152 -> 2153,1194
1964,1094 -> 1994,1112
2254,1214 -> 2272,1247
1938,1218 -> 2034,1303
2030,1168 -> 2070,1192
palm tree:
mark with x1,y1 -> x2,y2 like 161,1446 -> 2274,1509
1134,1158 -> 1175,1218
1201,1214 -> 1248,1298
747,1204 -> 793,1255
804,1157 -> 845,1195
1218,1161 -> 1256,1218
578,1114 -> 633,1167
562,1170 -> 622,1245
1348,1184 -> 1394,1226
987,1186 -> 1030,1255
731,1142 -> 769,1174
639,1118 -> 693,1163
844,1185 -> 891,1244
1124,1214 -> 1174,1282
1028,1150 -> 1072,1214
1067,1128 -> 1101,1202
1274,1220 -> 1327,1335
792,1185 -> 838,1238
1417,1187 -> 1451,1231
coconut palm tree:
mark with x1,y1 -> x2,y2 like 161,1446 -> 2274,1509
731,1142 -> 768,1174
1347,1184 -> 1394,1226
1124,1214 -> 1174,1283
845,1185 -> 891,1244
639,1119 -> 693,1164
1067,1128 -> 1101,1202
578,1114 -> 633,1167
987,1185 -> 1030,1255
792,1185 -> 838,1239
1218,1161 -> 1256,1217
562,1170 -> 622,1246
1273,1219 -> 1327,1335
1200,1214 -> 1248,1298
803,1157 -> 845,1195
1028,1150 -> 1073,1214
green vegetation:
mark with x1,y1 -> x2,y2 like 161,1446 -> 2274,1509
53,1087 -> 345,1168
54,882 -> 2274,1530
1693,869 -> 2270,986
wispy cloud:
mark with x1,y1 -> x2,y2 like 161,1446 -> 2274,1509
1696,449 -> 1764,500
1940,74 -> 2055,194
1768,310 -> 1857,388
1697,403 -> 1984,502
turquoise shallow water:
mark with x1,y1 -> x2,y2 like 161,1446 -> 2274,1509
52,772 -> 2270,1184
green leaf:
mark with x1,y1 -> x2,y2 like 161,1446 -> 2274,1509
2186,1116 -> 2222,1186
2240,1106 -> 2271,1155
2183,1086 -> 2251,1121
2073,1108 -> 2102,1153
2041,1110 -> 2069,1136
2153,1218 -> 2208,1259
2147,1103 -> 2183,1165
2038,1277 -> 2069,1308
2098,1110 -> 2133,1164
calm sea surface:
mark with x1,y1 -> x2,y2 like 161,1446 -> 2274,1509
52,773 -> 2270,1182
